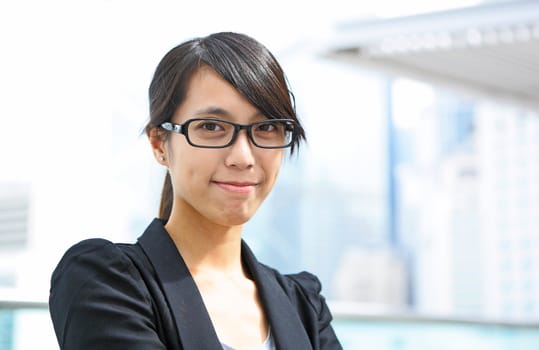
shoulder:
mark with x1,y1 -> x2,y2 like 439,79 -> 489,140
259,266 -> 343,349
52,238 -> 118,269
285,271 -> 323,295
51,238 -> 138,287
276,269 -> 323,300
283,270 -> 326,314
259,264 -> 322,294
49,239 -> 164,348
261,265 -> 328,318
50,238 -> 155,299
49,239 -> 147,309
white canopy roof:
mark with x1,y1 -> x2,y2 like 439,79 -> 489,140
325,0 -> 539,108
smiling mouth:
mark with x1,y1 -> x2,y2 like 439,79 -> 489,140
213,181 -> 257,194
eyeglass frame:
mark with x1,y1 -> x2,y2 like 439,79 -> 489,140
159,118 -> 299,149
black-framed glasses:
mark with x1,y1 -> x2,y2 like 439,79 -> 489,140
160,118 -> 298,149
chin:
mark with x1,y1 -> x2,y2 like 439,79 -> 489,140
221,215 -> 253,227
217,208 -> 256,227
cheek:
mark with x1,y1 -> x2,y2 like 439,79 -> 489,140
168,146 -> 219,189
263,151 -> 284,184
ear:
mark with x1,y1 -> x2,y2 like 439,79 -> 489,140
148,127 -> 168,166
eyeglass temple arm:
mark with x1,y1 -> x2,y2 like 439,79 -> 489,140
161,122 -> 183,134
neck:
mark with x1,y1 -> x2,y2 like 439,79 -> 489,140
165,202 -> 244,276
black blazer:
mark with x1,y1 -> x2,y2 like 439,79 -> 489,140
49,219 -> 343,349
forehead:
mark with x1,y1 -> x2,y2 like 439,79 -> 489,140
173,66 -> 260,123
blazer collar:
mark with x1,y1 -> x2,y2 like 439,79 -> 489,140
241,243 -> 313,350
138,219 -> 221,349
138,218 -> 313,350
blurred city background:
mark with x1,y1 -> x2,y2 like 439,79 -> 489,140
1,0 -> 539,349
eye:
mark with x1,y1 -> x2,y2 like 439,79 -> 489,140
255,122 -> 278,132
201,122 -> 223,131
192,119 -> 227,132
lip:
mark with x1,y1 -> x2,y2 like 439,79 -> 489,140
213,181 -> 258,194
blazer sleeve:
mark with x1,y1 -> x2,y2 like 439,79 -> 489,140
49,239 -> 167,350
286,272 -> 343,350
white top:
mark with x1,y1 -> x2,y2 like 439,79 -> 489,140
221,327 -> 276,350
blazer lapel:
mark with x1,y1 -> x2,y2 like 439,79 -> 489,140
137,219 -> 222,350
242,242 -> 314,350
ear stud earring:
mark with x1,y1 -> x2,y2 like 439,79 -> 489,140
159,156 -> 165,161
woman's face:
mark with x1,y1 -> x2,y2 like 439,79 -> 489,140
157,66 -> 284,227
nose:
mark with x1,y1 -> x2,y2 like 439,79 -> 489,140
224,129 -> 255,169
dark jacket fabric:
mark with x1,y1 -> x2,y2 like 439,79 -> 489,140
49,219 -> 343,349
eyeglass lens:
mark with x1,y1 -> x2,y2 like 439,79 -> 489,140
186,119 -> 294,148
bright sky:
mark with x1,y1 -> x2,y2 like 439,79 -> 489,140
0,0 -> 482,297
0,0 -> 481,177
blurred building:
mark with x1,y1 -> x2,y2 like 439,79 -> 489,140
476,103 -> 539,320
0,183 -> 31,290
332,246 -> 407,306
325,0 -> 539,320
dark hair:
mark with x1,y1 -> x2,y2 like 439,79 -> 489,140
145,32 -> 306,220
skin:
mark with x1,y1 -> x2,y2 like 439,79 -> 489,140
149,66 -> 285,349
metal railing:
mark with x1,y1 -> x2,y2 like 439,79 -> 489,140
1,299 -> 539,350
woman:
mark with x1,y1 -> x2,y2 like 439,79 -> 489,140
49,32 -> 342,350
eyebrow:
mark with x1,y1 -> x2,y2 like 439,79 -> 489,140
192,106 -> 265,120
193,107 -> 231,118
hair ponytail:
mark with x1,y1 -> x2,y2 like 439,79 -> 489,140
159,172 -> 173,221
